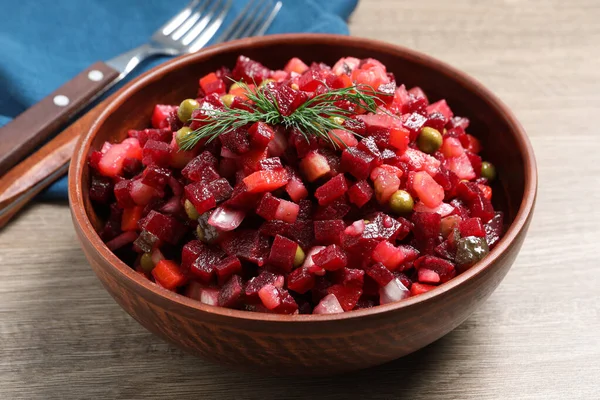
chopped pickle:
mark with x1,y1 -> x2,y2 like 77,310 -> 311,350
456,236 -> 489,268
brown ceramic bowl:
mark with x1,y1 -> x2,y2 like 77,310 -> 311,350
69,34 -> 537,376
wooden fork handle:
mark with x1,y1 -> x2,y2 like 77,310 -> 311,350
0,61 -> 119,175
0,98 -> 107,229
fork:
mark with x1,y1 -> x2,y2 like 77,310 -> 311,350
0,0 -> 282,176
0,0 -> 282,228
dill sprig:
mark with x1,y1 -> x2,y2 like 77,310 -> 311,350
179,80 -> 382,151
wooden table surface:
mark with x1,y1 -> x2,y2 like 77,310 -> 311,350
1,0 -> 599,398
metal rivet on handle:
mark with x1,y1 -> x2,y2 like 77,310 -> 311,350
53,95 -> 70,107
88,70 -> 104,82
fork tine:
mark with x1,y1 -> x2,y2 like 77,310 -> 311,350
171,0 -> 212,41
225,0 -> 268,42
252,1 -> 281,37
188,0 -> 232,52
181,0 -> 224,45
213,0 -> 256,44
157,0 -> 202,36
233,0 -> 271,41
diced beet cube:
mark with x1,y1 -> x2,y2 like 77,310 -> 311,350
218,275 -> 245,308
256,193 -> 280,220
206,178 -> 233,203
139,210 -> 185,245
297,199 -> 313,220
89,175 -> 114,204
214,256 -> 243,285
314,173 -> 348,206
300,150 -> 330,181
414,255 -> 456,283
327,283 -> 362,312
341,148 -> 374,180
132,128 -> 172,146
245,271 -> 279,300
268,235 -> 298,272
258,157 -> 283,171
470,194 -> 495,223
243,168 -> 289,193
459,217 -> 486,237
220,126 -> 250,154
312,245 -> 347,271
141,165 -> 171,190
314,219 -> 345,245
402,112 -> 428,140
199,72 -> 226,95
348,180 -> 373,207
151,105 -> 178,129
225,182 -> 262,211
363,212 -> 403,242
142,140 -> 171,167
267,84 -> 308,116
181,151 -> 218,181
372,241 -> 405,270
232,55 -> 271,84
184,182 -> 217,214
291,129 -> 319,158
342,118 -> 367,136
411,212 -> 441,241
424,112 -> 447,132
358,136 -> 382,161
485,212 -> 504,248
396,217 -> 414,241
365,262 -> 395,286
287,267 -> 316,294
298,69 -> 322,92
122,157 -> 143,177
427,99 -> 453,120
189,244 -> 225,282
220,230 -> 270,266
273,288 -> 299,314
181,240 -> 205,272
313,198 -> 351,220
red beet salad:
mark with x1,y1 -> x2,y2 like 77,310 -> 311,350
88,55 -> 503,315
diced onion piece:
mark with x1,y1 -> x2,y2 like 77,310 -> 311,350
379,277 -> 410,305
314,294 -> 344,314
208,206 -> 245,231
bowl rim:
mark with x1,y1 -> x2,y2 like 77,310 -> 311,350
69,33 -> 537,323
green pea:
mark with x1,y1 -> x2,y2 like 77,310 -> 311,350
293,246 -> 306,268
389,190 -> 414,214
329,116 -> 345,125
184,199 -> 199,220
481,161 -> 497,181
175,127 -> 193,149
140,253 -> 155,273
177,98 -> 199,122
221,94 -> 235,108
417,127 -> 443,154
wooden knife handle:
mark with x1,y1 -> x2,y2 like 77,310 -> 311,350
0,99 -> 107,229
0,61 -> 119,175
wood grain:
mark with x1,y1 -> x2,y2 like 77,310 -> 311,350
0,62 -> 119,175
0,101 -> 106,229
1,0 -> 599,398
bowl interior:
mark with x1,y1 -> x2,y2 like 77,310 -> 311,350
78,35 -> 529,307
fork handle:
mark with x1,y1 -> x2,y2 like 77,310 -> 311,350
0,61 -> 119,175
0,95 -> 107,229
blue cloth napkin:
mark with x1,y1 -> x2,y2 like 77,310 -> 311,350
0,0 -> 358,200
